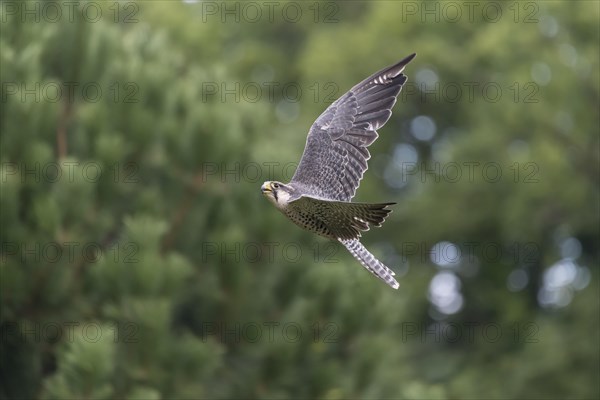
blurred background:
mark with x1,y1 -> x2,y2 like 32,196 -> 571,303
1,0 -> 599,399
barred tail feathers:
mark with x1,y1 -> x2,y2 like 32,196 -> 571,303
340,238 -> 399,289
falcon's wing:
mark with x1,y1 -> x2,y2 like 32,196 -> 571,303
290,53 -> 416,202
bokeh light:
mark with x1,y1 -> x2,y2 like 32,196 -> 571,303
428,272 -> 464,315
410,115 -> 437,141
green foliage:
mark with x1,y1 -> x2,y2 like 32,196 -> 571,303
1,1 -> 598,399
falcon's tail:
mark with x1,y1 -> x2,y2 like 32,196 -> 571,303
340,238 -> 399,289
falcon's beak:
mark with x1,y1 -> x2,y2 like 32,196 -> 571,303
261,182 -> 272,194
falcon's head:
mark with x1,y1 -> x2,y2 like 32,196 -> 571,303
261,181 -> 293,208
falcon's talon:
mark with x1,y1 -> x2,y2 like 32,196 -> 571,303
260,53 -> 416,290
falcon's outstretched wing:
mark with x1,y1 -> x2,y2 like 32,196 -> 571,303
290,53 -> 416,202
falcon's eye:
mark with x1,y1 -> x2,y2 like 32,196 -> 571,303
273,183 -> 280,189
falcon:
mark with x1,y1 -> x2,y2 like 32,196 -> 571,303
261,53 -> 416,289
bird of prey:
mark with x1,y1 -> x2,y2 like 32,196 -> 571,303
261,53 -> 416,289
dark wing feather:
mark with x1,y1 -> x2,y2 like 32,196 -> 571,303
290,53 -> 416,201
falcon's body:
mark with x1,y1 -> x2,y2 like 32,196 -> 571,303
261,53 -> 416,289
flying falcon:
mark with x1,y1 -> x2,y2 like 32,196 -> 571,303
261,53 -> 416,289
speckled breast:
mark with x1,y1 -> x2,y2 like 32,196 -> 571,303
284,208 -> 331,239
